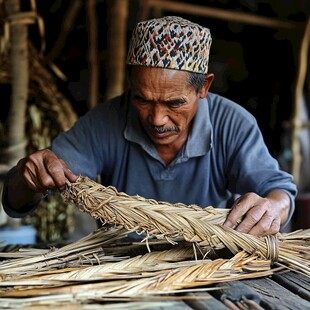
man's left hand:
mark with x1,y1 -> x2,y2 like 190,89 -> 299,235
224,190 -> 290,236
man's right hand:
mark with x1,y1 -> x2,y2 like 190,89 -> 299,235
6,149 -> 77,211
16,149 -> 77,194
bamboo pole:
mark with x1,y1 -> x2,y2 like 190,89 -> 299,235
138,0 -> 302,29
104,0 -> 129,101
3,0 -> 33,228
290,17 -> 310,186
86,0 -> 99,109
2,1 -> 45,167
4,0 -> 29,167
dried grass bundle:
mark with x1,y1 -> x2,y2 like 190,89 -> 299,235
0,228 -> 279,307
0,249 -> 276,298
0,221 -> 307,308
62,176 -> 310,276
62,177 -> 230,244
0,227 -> 129,279
0,176 -> 308,308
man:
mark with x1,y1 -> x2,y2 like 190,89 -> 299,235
2,16 -> 297,236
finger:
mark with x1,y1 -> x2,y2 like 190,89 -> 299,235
25,168 -> 49,193
235,205 -> 267,234
42,154 -> 68,189
270,218 -> 281,234
249,215 -> 280,236
60,159 -> 78,183
22,159 -> 53,193
224,200 -> 251,228
36,166 -> 59,190
25,150 -> 66,191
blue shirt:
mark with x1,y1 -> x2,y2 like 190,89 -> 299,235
3,92 -> 297,225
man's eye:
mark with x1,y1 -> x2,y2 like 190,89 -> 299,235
168,100 -> 185,107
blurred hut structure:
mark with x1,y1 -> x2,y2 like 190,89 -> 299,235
0,0 -> 78,241
0,0 -> 129,243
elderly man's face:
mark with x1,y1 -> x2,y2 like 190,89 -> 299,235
130,66 -> 210,149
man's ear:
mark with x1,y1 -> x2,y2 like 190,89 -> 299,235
199,73 -> 214,98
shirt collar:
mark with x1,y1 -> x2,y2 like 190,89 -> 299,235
124,97 -> 213,161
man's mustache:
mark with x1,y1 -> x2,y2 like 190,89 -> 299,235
146,124 -> 178,133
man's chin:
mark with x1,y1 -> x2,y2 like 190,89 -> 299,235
148,132 -> 175,145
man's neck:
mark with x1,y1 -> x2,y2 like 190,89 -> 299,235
155,133 -> 188,165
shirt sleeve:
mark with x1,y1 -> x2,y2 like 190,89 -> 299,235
1,168 -> 41,218
224,109 -> 297,227
51,97 -> 128,180
2,96 -> 126,218
51,112 -> 101,180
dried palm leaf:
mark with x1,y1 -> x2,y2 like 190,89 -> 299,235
0,250 -> 277,299
3,301 -> 183,310
62,176 -> 310,276
0,224 -> 305,308
0,246 -> 197,285
0,177 -> 308,308
0,227 -> 129,279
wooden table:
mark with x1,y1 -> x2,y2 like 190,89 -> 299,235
99,272 -> 309,309
181,271 -> 310,310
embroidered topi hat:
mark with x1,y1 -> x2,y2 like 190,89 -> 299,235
126,16 -> 212,74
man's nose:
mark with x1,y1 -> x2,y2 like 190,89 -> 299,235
149,103 -> 168,126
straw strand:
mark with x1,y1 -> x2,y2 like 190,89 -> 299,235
62,176 -> 310,275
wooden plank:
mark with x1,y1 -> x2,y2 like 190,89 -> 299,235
242,277 -> 310,310
184,292 -> 228,310
211,281 -> 262,302
272,272 -> 310,301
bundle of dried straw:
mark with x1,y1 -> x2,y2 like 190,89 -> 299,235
0,186 -> 309,308
62,176 -> 310,276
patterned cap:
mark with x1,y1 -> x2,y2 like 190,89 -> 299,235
126,16 -> 212,74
